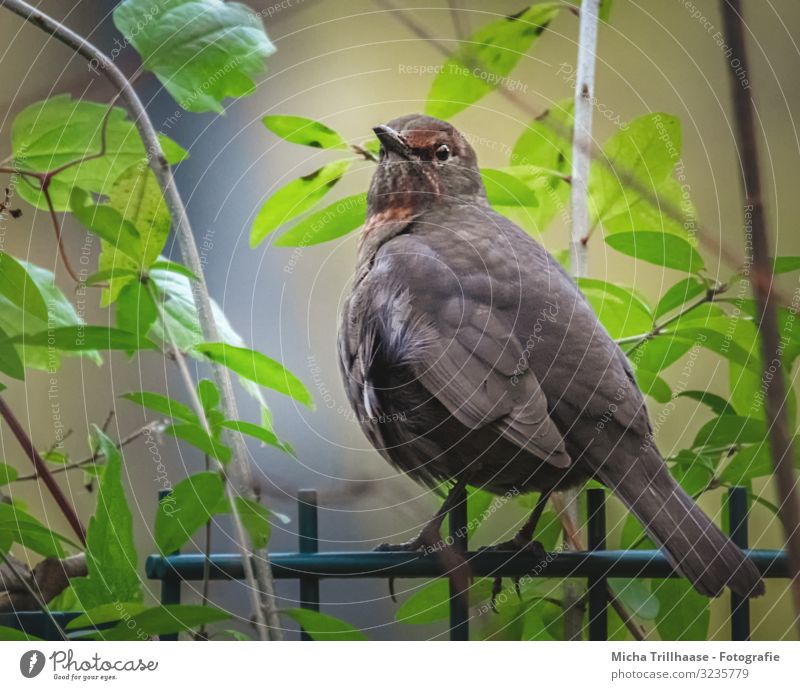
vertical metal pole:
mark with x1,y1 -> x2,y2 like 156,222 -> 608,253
728,486 -> 751,641
587,488 -> 608,641
158,490 -> 181,641
448,485 -> 469,641
298,489 -> 320,641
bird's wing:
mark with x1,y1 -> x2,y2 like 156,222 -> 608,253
370,235 -> 570,468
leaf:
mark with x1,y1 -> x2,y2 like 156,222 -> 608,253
70,188 -> 142,264
773,256 -> 800,273
481,168 -> 539,207
66,602 -> 147,630
396,578 -> 496,625
605,231 -> 704,273
630,334 -> 693,375
0,463 -> 18,486
83,604 -> 230,640
197,379 -> 220,414
15,326 -> 156,352
114,0 -> 275,113
11,95 -> 185,210
220,419 -> 293,455
234,496 -> 271,549
0,324 -> 24,380
608,578 -> 660,620
195,343 -> 313,408
250,159 -> 352,247
121,390 -> 198,424
654,579 -> 709,641
261,115 -> 347,149
149,260 -> 199,282
677,390 -> 736,416
0,625 -> 43,641
155,471 -> 226,554
282,608 -> 367,641
116,280 -> 158,342
654,277 -> 707,319
578,278 -> 652,339
164,424 -> 232,464
274,193 -> 367,247
0,503 -> 72,558
693,414 -> 766,449
718,443 -> 774,485
71,428 -> 142,608
0,252 -> 48,321
633,368 -> 672,403
425,4 -> 561,119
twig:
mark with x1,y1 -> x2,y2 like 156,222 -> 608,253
0,0 -> 282,640
720,0 -> 800,634
0,396 -> 86,544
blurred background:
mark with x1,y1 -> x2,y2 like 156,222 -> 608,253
1,0 -> 799,639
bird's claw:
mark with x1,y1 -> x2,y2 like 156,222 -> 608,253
478,539 -> 547,613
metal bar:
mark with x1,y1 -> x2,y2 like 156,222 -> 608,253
157,489 -> 181,641
298,489 -> 320,641
728,487 -> 751,641
587,488 -> 608,641
145,548 -> 789,582
448,485 -> 469,641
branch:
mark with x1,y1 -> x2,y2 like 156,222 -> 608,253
0,0 -> 282,639
0,396 -> 86,544
720,0 -> 800,634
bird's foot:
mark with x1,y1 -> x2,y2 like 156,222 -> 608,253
477,537 -> 547,612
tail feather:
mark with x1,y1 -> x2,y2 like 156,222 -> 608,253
597,448 -> 764,598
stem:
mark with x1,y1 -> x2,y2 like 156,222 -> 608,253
0,0 -> 282,639
0,396 -> 86,544
721,0 -> 800,634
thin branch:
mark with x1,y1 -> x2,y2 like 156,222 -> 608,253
0,396 -> 86,544
0,0 -> 282,639
720,0 -> 800,634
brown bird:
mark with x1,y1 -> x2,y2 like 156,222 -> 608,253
338,114 -> 764,598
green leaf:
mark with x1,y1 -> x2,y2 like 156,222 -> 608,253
0,463 -> 18,486
0,503 -> 74,558
481,168 -> 539,207
274,193 -> 367,247
578,278 -> 652,339
197,379 -> 220,414
677,390 -> 735,416
195,343 -> 313,408
773,256 -> 800,273
66,602 -> 147,630
149,260 -> 199,282
155,471 -> 226,554
114,0 -> 275,113
250,159 -> 352,247
605,231 -> 704,273
654,579 -> 709,641
718,443 -> 773,484
164,423 -> 232,464
0,252 -> 48,321
71,428 -> 142,608
282,608 -> 367,641
15,326 -> 156,352
633,368 -> 672,403
630,334 -> 693,375
234,496 -> 271,549
220,419 -> 293,455
121,390 -> 198,424
693,414 -> 766,449
12,95 -> 185,210
608,578 -> 660,620
396,578 -> 496,625
0,625 -> 43,641
85,268 -> 138,286
425,4 -> 561,119
70,188 -> 142,264
0,324 -> 24,380
654,277 -> 707,319
262,115 -> 347,149
81,604 -> 230,640
116,280 -> 158,342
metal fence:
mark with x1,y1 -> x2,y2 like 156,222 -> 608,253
145,486 -> 790,641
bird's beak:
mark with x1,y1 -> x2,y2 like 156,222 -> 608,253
373,124 -> 411,158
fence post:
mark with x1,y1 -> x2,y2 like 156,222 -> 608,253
158,489 -> 181,641
298,489 -> 320,641
448,485 -> 469,641
728,486 -> 751,641
587,488 -> 608,641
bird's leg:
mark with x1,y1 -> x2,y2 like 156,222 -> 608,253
374,476 -> 468,553
479,489 -> 552,611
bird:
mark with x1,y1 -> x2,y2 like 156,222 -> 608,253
337,114 -> 764,599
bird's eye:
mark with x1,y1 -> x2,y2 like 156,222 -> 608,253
435,144 -> 450,162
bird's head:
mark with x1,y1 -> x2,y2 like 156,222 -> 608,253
366,115 -> 486,219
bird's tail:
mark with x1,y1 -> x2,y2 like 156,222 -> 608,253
596,446 -> 764,598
